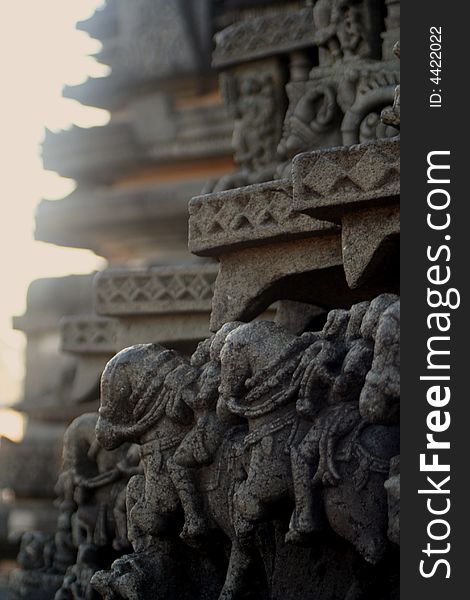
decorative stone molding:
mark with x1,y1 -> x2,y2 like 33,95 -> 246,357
94,265 -> 218,316
16,296 -> 399,599
189,138 -> 399,330
293,137 -> 400,288
189,179 -> 334,256
213,8 -> 315,68
10,4 -> 402,599
292,138 -> 400,219
60,316 -> 117,355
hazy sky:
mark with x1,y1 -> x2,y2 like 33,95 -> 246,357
0,0 -> 110,410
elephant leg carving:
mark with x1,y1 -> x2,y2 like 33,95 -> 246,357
113,488 -> 129,552
167,457 -> 210,546
286,444 -> 326,544
218,541 -> 257,600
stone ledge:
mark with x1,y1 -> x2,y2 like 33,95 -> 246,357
213,8 -> 315,68
60,316 -> 118,354
293,138 -> 400,289
292,138 -> 400,221
189,179 -> 335,257
94,264 -> 219,317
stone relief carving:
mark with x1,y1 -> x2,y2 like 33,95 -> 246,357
313,0 -> 383,66
10,301 -> 400,598
10,414 -> 140,600
276,61 -> 399,177
380,42 -> 400,130
25,293 -> 400,600
94,266 -> 218,316
213,61 -> 287,191
189,179 -> 333,256
208,2 -> 399,188
212,8 -> 315,68
10,5 -> 401,600
61,317 -> 118,355
273,2 -> 400,177
276,83 -> 342,164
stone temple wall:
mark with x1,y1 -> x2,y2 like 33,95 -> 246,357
4,1 -> 400,598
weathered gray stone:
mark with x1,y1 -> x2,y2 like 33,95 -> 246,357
293,138 -> 400,288
8,413 -> 140,600
213,8 -> 315,68
10,4 -> 402,600
61,316 -> 117,355
60,315 -> 118,407
385,456 -> 400,546
381,43 -> 401,129
189,179 -> 334,256
89,264 -> 219,357
81,295 -> 400,599
94,265 -> 218,316
275,300 -> 327,336
208,233 -> 344,330
216,58 -> 288,188
293,138 -> 400,218
312,0 -> 384,66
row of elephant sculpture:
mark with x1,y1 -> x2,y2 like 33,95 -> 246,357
11,293 -> 400,600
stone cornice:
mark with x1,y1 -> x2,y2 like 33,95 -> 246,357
60,316 -> 118,354
94,264 -> 219,317
189,179 -> 335,257
213,7 -> 315,68
292,138 -> 400,221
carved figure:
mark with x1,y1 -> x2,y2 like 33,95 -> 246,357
313,0 -> 370,65
360,299 -> 400,424
287,296 -> 398,550
55,413 -> 138,600
93,344 -> 257,599
167,322 -> 243,545
277,85 -> 341,163
86,296 -> 401,598
381,42 -> 401,129
9,532 -> 63,600
217,307 -> 398,566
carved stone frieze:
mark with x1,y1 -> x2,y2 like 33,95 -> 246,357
12,294 -> 400,599
312,0 -> 384,66
91,265 -> 219,355
189,179 -> 333,256
61,316 -> 118,355
339,61 -> 400,145
293,137 -> 400,216
382,0 -> 400,61
94,265 -> 218,316
212,8 -> 315,68
381,42 -> 400,130
59,316 -> 119,410
276,59 -> 400,174
87,294 -> 399,598
190,136 -> 399,329
9,413 -> 140,600
10,4 -> 402,599
293,135 -> 400,288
